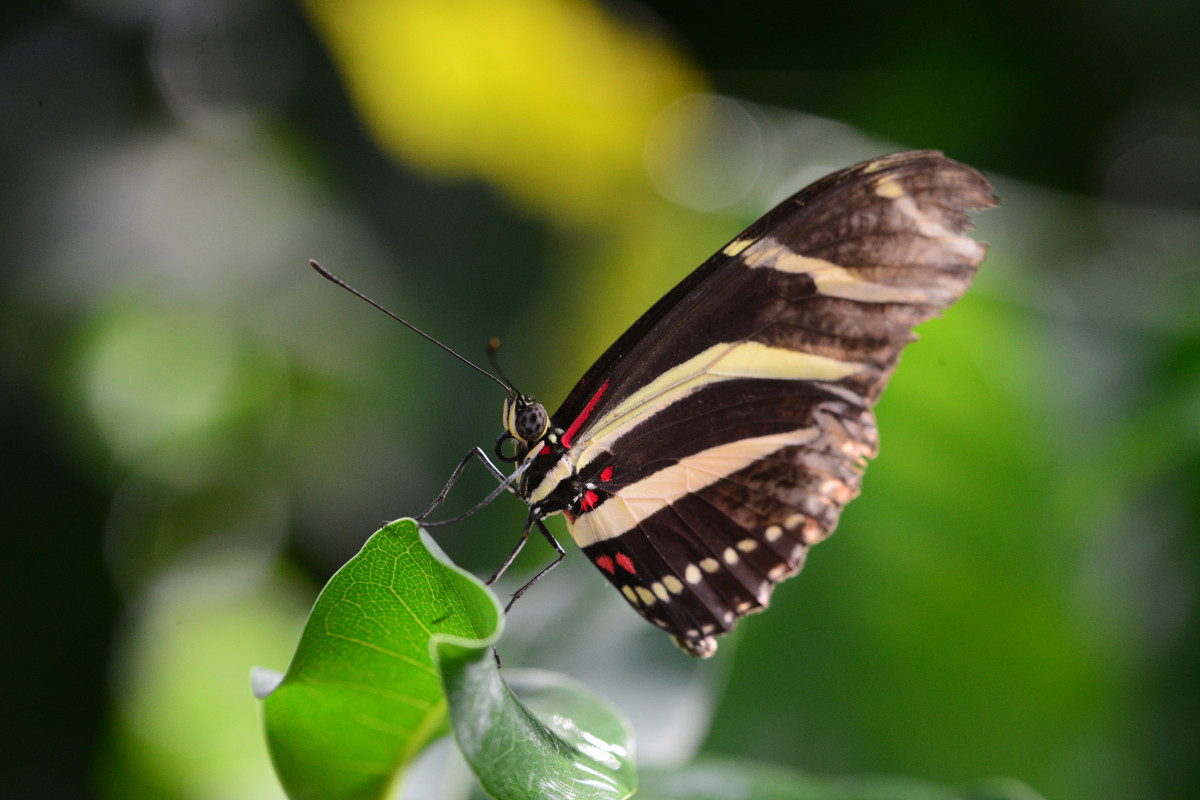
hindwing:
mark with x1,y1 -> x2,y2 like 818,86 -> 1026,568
543,150 -> 994,655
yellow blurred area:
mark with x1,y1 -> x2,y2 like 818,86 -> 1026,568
303,0 -> 704,223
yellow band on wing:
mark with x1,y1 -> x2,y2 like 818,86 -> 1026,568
740,236 -> 973,305
574,340 -> 862,471
569,427 -> 818,547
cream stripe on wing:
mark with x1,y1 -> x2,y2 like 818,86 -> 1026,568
739,236 -> 973,305
574,341 -> 861,471
569,427 -> 818,547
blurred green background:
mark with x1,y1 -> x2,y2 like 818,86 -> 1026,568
3,1 -> 1198,799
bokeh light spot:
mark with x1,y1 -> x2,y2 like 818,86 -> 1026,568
644,93 -> 764,212
84,306 -> 241,459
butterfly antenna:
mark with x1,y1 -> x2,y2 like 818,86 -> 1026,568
486,338 -> 521,394
310,260 -> 512,394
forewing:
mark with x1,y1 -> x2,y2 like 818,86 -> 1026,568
551,150 -> 995,444
553,150 -> 994,655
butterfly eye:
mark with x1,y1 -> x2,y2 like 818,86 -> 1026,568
513,400 -> 549,443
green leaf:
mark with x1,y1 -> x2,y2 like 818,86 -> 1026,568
437,657 -> 636,800
259,518 -> 636,800
638,758 -> 1046,800
261,519 -> 500,800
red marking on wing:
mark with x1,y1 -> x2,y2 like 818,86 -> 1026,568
538,445 -> 550,456
616,553 -> 636,574
600,465 -> 614,482
563,510 -> 575,524
595,555 -> 615,574
561,380 -> 609,448
580,490 -> 599,511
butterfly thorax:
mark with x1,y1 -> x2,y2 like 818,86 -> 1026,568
500,393 -> 618,520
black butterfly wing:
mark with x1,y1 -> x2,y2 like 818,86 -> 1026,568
551,150 -> 992,433
551,151 -> 995,656
573,400 -> 874,656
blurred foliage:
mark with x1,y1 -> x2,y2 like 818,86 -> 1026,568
2,1 -> 1198,800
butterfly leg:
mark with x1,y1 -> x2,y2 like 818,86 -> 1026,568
416,446 -> 510,522
486,520 -> 531,587
484,524 -> 536,669
494,516 -> 566,614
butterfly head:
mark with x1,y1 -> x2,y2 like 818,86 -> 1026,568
501,393 -> 549,453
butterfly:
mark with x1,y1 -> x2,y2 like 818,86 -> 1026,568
317,150 -> 995,657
